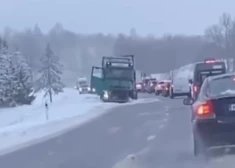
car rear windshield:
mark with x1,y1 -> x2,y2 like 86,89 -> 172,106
208,76 -> 235,97
197,70 -> 224,85
159,82 -> 164,84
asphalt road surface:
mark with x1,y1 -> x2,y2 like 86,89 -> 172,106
0,94 -> 230,168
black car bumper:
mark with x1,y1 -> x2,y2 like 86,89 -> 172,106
194,120 -> 235,147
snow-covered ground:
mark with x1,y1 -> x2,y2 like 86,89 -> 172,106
0,88 -> 159,155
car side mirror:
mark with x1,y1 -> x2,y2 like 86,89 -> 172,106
183,98 -> 194,105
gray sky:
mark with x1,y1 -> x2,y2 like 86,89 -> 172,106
1,0 -> 235,36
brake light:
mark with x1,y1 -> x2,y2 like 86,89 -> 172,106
193,84 -> 198,93
204,58 -> 216,63
195,100 -> 215,119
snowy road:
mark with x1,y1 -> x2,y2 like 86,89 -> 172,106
0,94 -> 228,168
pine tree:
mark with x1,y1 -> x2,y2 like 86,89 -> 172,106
13,51 -> 35,105
0,39 -> 12,106
37,44 -> 64,103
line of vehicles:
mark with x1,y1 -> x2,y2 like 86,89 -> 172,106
138,58 -> 235,159
136,78 -> 171,97
75,56 -> 235,158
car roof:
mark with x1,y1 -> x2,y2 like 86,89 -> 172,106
207,72 -> 235,81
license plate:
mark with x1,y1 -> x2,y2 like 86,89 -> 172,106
229,104 -> 235,111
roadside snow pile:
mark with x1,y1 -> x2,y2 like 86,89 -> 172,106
0,88 -> 159,155
0,88 -> 106,155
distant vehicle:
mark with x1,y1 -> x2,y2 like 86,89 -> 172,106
142,77 -> 151,92
188,58 -> 227,100
155,80 -> 169,95
169,70 -> 191,99
161,80 -> 171,97
136,82 -> 144,92
78,83 -> 91,94
75,79 -> 92,94
183,73 -> 235,157
146,79 -> 157,93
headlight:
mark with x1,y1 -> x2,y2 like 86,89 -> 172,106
87,87 -> 91,91
104,91 -> 109,99
92,88 -> 96,92
79,88 -> 82,91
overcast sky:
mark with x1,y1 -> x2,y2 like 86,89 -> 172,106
0,0 -> 235,36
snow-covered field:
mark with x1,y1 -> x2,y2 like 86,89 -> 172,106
0,88 -> 159,155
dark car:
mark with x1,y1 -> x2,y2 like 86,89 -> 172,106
183,73 -> 235,157
146,79 -> 157,93
188,58 -> 226,100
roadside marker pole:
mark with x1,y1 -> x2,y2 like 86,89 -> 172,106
45,101 -> 49,120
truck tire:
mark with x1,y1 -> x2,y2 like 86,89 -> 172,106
130,91 -> 138,100
170,88 -> 174,99
134,91 -> 138,100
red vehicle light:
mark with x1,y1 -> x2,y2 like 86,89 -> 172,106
193,84 -> 198,93
204,58 -> 216,63
195,100 -> 215,119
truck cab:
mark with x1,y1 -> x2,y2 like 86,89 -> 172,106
90,55 -> 138,102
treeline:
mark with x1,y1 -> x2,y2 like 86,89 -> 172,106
2,13 -> 234,79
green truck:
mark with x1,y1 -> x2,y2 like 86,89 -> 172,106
90,55 -> 138,102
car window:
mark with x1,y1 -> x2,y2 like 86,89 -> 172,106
207,76 -> 235,97
197,70 -> 224,85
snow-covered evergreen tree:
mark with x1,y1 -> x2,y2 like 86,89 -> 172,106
37,44 -> 64,102
12,51 -> 35,105
0,54 -> 9,104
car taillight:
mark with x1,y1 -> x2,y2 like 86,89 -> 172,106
204,58 -> 216,63
193,84 -> 198,93
195,100 -> 215,119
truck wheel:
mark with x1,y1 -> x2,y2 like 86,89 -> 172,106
131,91 -> 138,100
134,92 -> 138,100
170,88 -> 174,99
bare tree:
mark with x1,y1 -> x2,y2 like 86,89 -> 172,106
205,13 -> 235,70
